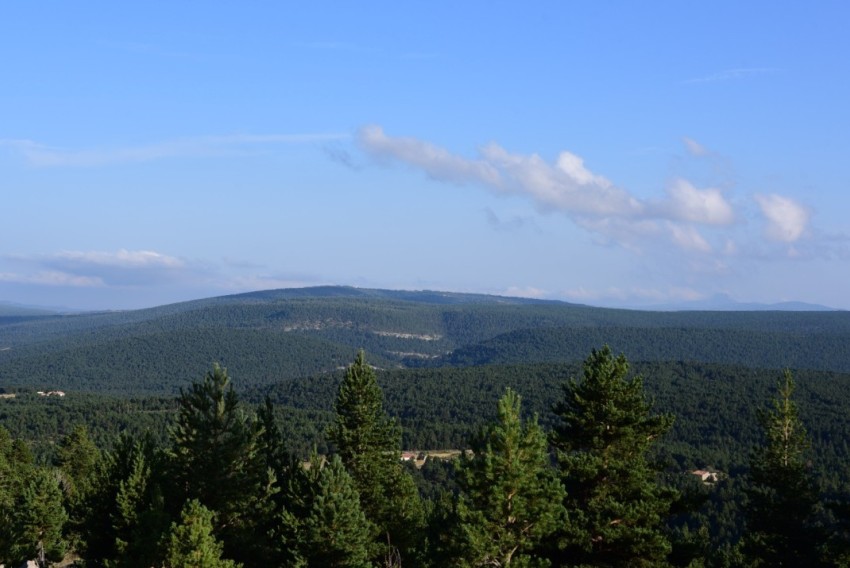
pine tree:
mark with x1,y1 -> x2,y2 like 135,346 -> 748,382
112,436 -> 170,568
253,397 -> 304,566
57,424 -> 102,553
168,364 -> 271,562
163,499 -> 241,568
9,467 -> 68,566
77,432 -> 169,568
452,388 -> 565,567
300,455 -> 374,568
328,350 -> 425,563
0,426 -> 19,563
57,424 -> 101,501
741,370 -> 825,567
551,346 -> 677,567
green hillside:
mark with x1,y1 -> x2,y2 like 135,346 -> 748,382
1,286 -> 849,395
432,325 -> 850,372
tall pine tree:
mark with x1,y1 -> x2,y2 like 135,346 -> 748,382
77,432 -> 170,568
56,424 -> 101,554
8,467 -> 68,567
741,370 -> 826,567
551,346 -> 677,567
452,388 -> 565,567
328,350 -> 425,564
168,364 -> 272,563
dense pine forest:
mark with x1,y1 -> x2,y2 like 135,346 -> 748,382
2,287 -> 850,566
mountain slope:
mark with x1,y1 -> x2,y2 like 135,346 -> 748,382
2,286 -> 850,395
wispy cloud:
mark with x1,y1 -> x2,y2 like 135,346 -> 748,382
685,67 -> 779,84
0,271 -> 104,287
1,249 -> 327,297
358,125 -> 502,186
3,249 -> 191,287
357,125 -> 741,253
0,133 -> 349,167
682,137 -> 709,157
51,249 -> 184,268
355,125 -> 831,270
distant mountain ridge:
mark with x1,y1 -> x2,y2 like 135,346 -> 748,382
635,293 -> 840,312
1,285 -> 849,395
0,301 -> 63,317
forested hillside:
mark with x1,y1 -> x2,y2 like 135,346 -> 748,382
2,350 -> 850,566
3,287 -> 850,565
1,286 -> 848,395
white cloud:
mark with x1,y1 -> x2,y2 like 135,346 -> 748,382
754,194 -> 810,242
0,133 -> 348,167
360,125 -> 646,218
357,125 -> 502,186
478,144 -> 644,217
356,126 -> 824,260
52,249 -> 184,268
662,179 -> 735,225
4,249 -> 192,287
358,126 -> 740,233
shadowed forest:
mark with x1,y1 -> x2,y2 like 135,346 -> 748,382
2,347 -> 850,567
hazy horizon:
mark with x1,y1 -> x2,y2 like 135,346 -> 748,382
0,285 -> 843,315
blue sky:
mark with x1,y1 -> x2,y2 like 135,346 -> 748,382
2,2 -> 850,310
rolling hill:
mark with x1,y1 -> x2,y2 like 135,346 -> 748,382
1,286 -> 849,395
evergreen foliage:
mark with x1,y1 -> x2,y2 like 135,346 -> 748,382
163,499 -> 241,568
8,466 -> 68,566
5,337 -> 850,565
741,370 -> 826,566
452,388 -> 565,567
56,424 -> 101,551
0,426 -> 24,563
328,350 -> 425,563
168,364 -> 271,564
57,424 -> 101,500
4,288 -> 850,396
299,454 -> 374,568
551,346 -> 678,567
